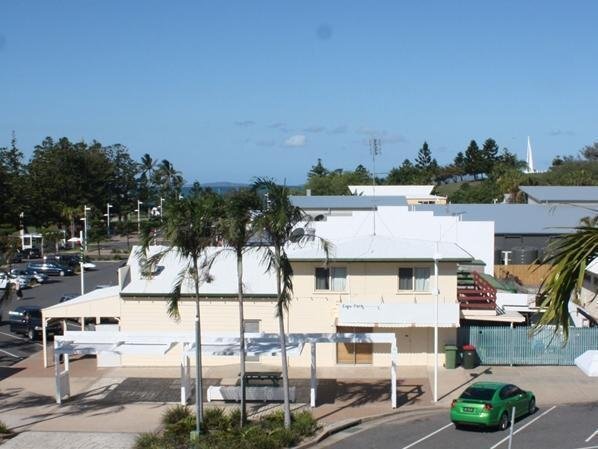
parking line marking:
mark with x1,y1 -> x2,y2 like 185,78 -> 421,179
489,405 -> 557,449
586,429 -> 598,443
401,423 -> 453,449
0,331 -> 43,346
0,348 -> 21,358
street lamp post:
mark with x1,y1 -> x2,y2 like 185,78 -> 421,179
105,203 -> 113,236
82,205 -> 91,252
160,197 -> 164,223
135,200 -> 143,234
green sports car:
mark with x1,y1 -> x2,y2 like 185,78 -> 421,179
450,382 -> 536,430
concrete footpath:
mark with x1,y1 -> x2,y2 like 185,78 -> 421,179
1,350 -> 596,449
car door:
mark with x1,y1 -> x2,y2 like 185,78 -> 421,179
511,386 -> 529,417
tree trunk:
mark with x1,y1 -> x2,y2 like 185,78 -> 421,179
193,259 -> 204,434
276,246 -> 292,429
237,251 -> 247,426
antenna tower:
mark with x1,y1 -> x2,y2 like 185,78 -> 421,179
369,138 -> 381,235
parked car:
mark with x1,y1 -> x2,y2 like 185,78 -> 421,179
10,268 -> 48,285
8,306 -> 62,340
0,271 -> 31,289
70,255 -> 97,270
59,293 -> 79,303
27,262 -> 74,276
450,382 -> 536,430
44,253 -> 78,267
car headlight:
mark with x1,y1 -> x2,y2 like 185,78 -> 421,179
34,326 -> 42,331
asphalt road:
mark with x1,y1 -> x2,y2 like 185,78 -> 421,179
0,260 -> 122,367
320,404 -> 598,449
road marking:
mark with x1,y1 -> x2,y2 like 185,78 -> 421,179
489,405 -> 557,449
401,423 -> 453,449
0,348 -> 21,358
573,446 -> 598,449
586,429 -> 598,443
0,331 -> 43,346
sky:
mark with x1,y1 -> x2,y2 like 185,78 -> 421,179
0,1 -> 597,185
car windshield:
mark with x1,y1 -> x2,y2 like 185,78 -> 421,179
460,387 -> 496,401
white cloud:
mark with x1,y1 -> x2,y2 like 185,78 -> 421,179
284,134 -> 307,147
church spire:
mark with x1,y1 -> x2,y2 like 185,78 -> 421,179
525,136 -> 535,174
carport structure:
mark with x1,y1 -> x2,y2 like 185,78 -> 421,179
53,331 -> 398,408
41,286 -> 121,368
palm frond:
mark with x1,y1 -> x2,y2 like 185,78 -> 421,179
537,222 -> 598,338
167,267 -> 188,321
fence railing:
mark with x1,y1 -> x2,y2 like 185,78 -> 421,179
457,325 -> 598,366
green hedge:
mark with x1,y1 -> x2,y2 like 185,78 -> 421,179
134,406 -> 319,449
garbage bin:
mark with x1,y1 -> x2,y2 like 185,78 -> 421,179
462,344 -> 478,369
444,345 -> 458,369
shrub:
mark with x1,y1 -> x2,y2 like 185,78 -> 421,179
291,410 -> 318,436
162,404 -> 192,425
133,432 -> 163,449
0,421 -> 9,434
203,407 -> 230,432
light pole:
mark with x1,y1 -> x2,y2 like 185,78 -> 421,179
160,197 -> 164,223
135,200 -> 143,234
433,243 -> 441,403
105,203 -> 113,236
83,205 -> 91,252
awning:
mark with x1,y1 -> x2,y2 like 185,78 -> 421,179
461,310 -> 526,323
43,286 -> 121,320
338,303 -> 460,328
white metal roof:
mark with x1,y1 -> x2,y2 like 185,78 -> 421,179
121,246 -> 277,297
587,258 -> 598,276
349,185 -> 437,197
43,286 -> 121,319
287,235 -> 473,261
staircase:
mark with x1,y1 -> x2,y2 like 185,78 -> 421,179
457,269 -> 497,310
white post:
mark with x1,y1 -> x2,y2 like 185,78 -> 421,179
433,251 -> 440,403
80,317 -> 85,331
310,343 -> 317,408
160,197 -> 164,223
42,318 -> 48,368
391,340 -> 397,408
106,203 -> 112,236
180,343 -> 188,405
54,347 -> 61,404
507,406 -> 516,449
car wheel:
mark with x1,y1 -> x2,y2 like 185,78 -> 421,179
27,329 -> 35,341
59,270 -> 65,276
528,397 -> 536,415
498,412 -> 509,431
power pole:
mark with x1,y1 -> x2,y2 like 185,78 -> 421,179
369,138 -> 381,235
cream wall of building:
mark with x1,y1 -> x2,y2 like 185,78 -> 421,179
119,260 -> 459,367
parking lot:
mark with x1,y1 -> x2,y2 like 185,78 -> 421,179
320,404 -> 598,449
0,260 -> 122,368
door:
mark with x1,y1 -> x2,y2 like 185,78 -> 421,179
336,326 -> 373,364
244,320 -> 260,362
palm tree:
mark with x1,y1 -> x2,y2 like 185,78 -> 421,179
155,159 -> 184,200
219,189 -> 261,426
537,215 -> 598,337
252,178 -> 330,429
138,153 -> 158,203
139,189 -> 223,435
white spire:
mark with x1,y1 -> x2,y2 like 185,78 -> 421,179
525,136 -> 535,174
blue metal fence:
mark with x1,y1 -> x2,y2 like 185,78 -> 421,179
457,326 -> 598,365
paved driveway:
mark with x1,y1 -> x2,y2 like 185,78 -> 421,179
320,404 -> 598,449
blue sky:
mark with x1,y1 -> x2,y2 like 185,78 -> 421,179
0,1 -> 596,185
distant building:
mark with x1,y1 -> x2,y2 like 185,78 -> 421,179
348,185 -> 447,205
519,186 -> 598,205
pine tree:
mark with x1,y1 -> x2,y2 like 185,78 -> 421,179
481,138 -> 499,174
308,158 -> 328,178
464,140 -> 483,179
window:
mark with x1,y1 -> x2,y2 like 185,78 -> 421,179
399,268 -> 413,290
399,266 -> 431,292
315,267 -> 347,291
